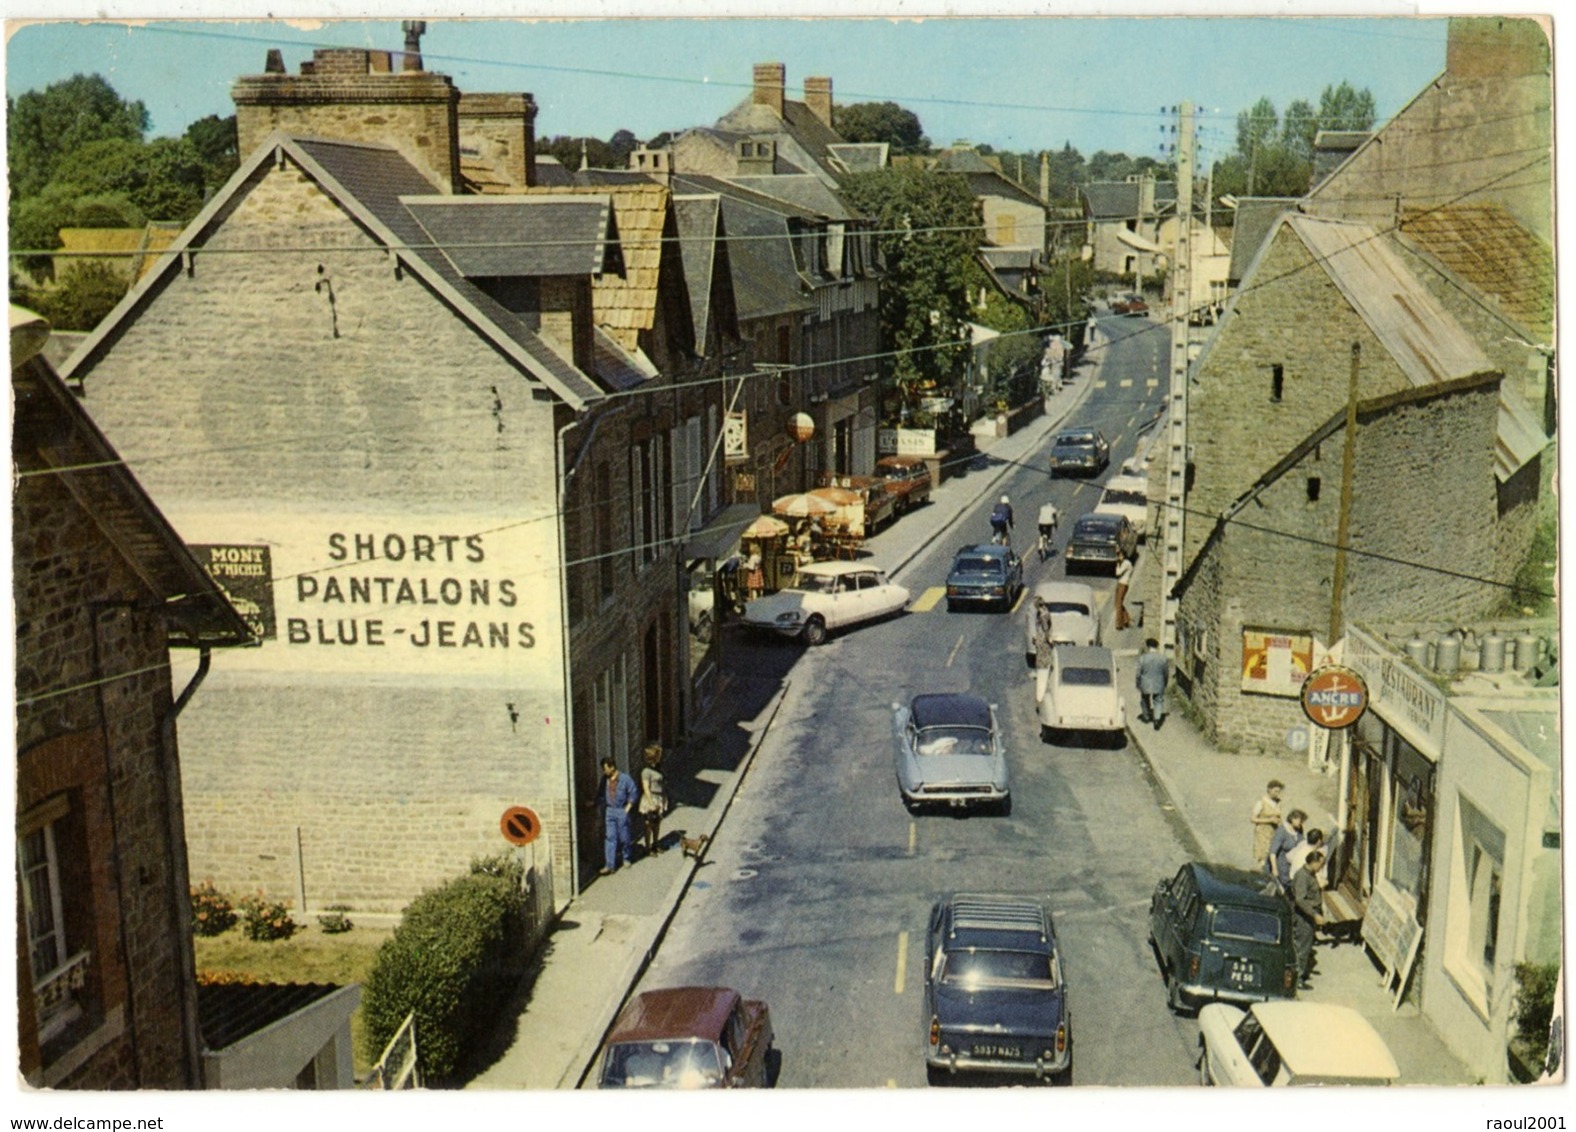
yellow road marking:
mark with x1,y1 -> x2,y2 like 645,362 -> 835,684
908,821 -> 917,855
1093,380 -> 1108,389
1146,379 -> 1160,388
911,586 -> 946,612
946,634 -> 965,667
1119,378 -> 1134,388
1010,586 -> 1028,613
895,931 -> 909,994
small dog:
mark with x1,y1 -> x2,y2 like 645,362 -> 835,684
680,834 -> 709,860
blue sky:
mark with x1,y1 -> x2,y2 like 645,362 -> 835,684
6,15 -> 1454,163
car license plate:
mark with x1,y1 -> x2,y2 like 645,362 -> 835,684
972,1043 -> 1022,1060
1228,960 -> 1258,986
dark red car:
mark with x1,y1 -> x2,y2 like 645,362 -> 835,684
597,986 -> 775,1088
1111,293 -> 1149,316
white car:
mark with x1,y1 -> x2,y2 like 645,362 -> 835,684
1023,580 -> 1100,665
1035,645 -> 1125,740
1092,472 -> 1151,540
742,561 -> 909,646
1197,1001 -> 1400,1086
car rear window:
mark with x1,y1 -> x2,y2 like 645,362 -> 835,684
1045,601 -> 1091,616
941,949 -> 1057,989
601,1039 -> 723,1088
1060,666 -> 1112,687
1102,490 -> 1146,507
954,557 -> 1001,574
1211,906 -> 1283,944
916,726 -> 993,757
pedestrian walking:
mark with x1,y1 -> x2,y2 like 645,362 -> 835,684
638,743 -> 668,856
1251,779 -> 1285,870
1135,638 -> 1169,728
1291,850 -> 1327,989
1267,809 -> 1307,890
1113,552 -> 1133,630
595,757 -> 638,875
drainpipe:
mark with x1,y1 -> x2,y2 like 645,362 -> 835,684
161,642 -> 212,1089
556,412 -> 591,901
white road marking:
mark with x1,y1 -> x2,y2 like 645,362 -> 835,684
946,634 -> 965,667
908,821 -> 917,855
895,930 -> 909,994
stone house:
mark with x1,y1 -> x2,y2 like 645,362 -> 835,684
58,47 -> 726,910
932,147 -> 1049,255
1081,174 -> 1175,283
13,308 -> 253,1087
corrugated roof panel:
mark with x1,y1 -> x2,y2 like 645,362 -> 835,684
1289,215 -> 1494,388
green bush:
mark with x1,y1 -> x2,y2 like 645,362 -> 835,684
190,880 -> 237,936
360,859 -> 529,1081
317,905 -> 354,934
237,892 -> 298,942
1513,961 -> 1560,1072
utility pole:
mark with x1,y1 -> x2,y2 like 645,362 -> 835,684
1159,102 -> 1194,658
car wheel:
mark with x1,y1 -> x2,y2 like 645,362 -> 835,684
1025,650 -> 1037,669
945,599 -> 956,613
997,794 -> 1012,817
1040,724 -> 1053,743
801,617 -> 827,646
1165,972 -> 1191,1016
925,1064 -> 946,1087
1197,1039 -> 1211,1086
1052,1065 -> 1073,1087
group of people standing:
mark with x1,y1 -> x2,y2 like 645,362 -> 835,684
594,744 -> 670,875
1251,778 -> 1328,989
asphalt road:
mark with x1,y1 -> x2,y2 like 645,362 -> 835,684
638,311 -> 1198,1088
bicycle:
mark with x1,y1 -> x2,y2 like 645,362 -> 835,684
990,521 -> 1011,547
1037,521 -> 1057,562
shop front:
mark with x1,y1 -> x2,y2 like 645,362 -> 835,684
680,503 -> 760,723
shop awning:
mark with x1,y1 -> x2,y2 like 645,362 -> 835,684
1117,227 -> 1164,254
682,503 -> 762,560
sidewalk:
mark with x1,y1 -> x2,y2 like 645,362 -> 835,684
465,356 -> 1106,1090
1111,559 -> 1472,1084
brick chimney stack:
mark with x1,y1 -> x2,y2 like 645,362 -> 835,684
458,92 -> 539,189
804,77 -> 833,129
753,62 -> 786,119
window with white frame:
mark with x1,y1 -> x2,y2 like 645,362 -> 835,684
1445,796 -> 1507,1007
19,808 -> 89,1044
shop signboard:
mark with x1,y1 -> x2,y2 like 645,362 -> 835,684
1240,628 -> 1314,697
1345,625 -> 1446,757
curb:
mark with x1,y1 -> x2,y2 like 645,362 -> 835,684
558,680 -> 792,1089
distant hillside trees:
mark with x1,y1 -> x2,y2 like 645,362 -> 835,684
1212,81 -> 1377,200
834,101 -> 931,155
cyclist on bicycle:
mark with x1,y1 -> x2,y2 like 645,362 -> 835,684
989,495 -> 1014,546
1037,500 -> 1059,559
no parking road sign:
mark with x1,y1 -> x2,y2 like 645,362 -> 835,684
499,805 -> 542,846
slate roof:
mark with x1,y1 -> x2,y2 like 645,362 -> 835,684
1396,203 -> 1554,340
1228,197 -> 1301,282
714,98 -> 845,181
1082,180 -> 1176,220
12,310 -> 253,650
668,173 -> 814,321
197,982 -> 344,1052
827,142 -> 887,172
959,170 -> 1046,212
533,155 -> 576,187
403,195 -> 618,277
672,193 -> 739,350
60,134 -> 610,409
725,174 -> 855,220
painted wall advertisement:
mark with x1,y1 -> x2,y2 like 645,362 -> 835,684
181,513 -> 563,683
1240,629 -> 1314,697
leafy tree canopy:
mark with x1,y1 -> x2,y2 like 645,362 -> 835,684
184,113 -> 240,191
833,101 -> 931,155
538,131 -> 640,171
50,136 -> 209,222
839,167 -> 980,395
1216,82 -> 1378,202
8,73 -> 149,199
13,260 -> 130,331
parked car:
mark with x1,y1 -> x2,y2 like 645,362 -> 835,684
1198,1001 -> 1400,1086
1023,580 -> 1100,665
597,986 -> 775,1089
874,455 -> 934,515
1148,862 -> 1297,1015
945,544 -> 1023,611
924,894 -> 1070,1084
1035,644 -> 1125,740
1111,293 -> 1148,316
892,693 -> 1010,814
1063,512 -> 1138,572
741,561 -> 908,646
1092,472 -> 1151,540
1047,428 -> 1110,477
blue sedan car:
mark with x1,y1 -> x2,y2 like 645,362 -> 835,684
946,544 -> 1023,611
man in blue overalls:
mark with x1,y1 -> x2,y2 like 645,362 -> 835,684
598,757 -> 638,874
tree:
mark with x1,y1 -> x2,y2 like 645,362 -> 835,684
1318,81 -> 1377,133
8,73 -> 149,199
48,136 -> 208,222
185,114 -> 240,192
607,129 -> 639,167
8,186 -> 146,279
833,101 -> 931,155
14,260 -> 130,331
839,167 -> 980,402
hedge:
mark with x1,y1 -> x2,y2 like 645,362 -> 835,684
360,858 -> 529,1082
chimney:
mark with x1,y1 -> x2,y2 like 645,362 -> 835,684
232,46 -> 461,193
804,76 -> 833,129
735,139 -> 775,176
631,145 -> 672,186
401,19 -> 426,72
264,48 -> 285,74
752,62 -> 786,119
458,92 -> 539,189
